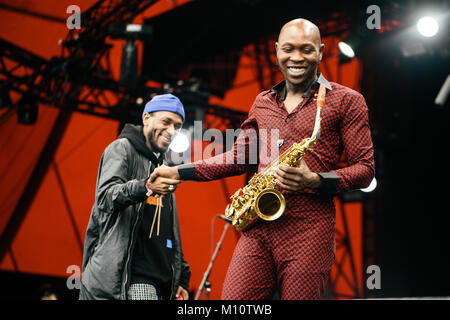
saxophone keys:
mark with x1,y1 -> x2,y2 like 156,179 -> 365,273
226,205 -> 235,218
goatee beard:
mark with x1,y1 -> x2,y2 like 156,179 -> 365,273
150,139 -> 166,154
146,132 -> 167,154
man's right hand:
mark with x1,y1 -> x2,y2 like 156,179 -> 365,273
150,165 -> 181,183
146,175 -> 181,197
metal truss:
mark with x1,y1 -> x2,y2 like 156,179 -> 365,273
1,0 -> 159,122
327,194 -> 364,299
0,0 -> 248,264
0,0 -> 250,127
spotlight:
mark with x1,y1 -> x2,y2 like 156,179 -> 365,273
338,28 -> 368,62
119,40 -> 138,89
435,74 -> 450,108
136,96 -> 145,109
416,16 -> 439,37
400,42 -> 427,58
136,97 -> 144,106
109,24 -> 153,39
169,131 -> 190,153
338,41 -> 355,59
109,24 -> 153,90
360,178 -> 377,193
338,22 -> 378,63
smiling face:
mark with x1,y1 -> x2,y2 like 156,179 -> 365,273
143,111 -> 183,153
275,19 -> 324,92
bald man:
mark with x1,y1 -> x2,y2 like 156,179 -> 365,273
151,19 -> 374,299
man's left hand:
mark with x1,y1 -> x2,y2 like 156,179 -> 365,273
274,160 -> 321,191
175,286 -> 189,300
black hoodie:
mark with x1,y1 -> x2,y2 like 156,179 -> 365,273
118,123 -> 176,299
118,123 -> 164,166
80,123 -> 190,300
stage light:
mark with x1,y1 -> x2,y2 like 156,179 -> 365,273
361,178 -> 377,193
136,97 -> 144,105
338,29 -> 367,62
400,42 -> 427,58
109,24 -> 153,90
119,40 -> 138,89
17,95 -> 38,124
416,16 -> 439,37
169,131 -> 190,153
338,41 -> 355,59
435,74 -> 450,108
338,24 -> 378,63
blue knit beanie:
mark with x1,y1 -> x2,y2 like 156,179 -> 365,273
142,94 -> 185,121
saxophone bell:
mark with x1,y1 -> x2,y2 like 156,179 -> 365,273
254,188 -> 285,221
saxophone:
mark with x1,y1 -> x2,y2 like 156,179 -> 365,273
224,83 -> 326,231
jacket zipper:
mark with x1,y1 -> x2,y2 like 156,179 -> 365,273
121,160 -> 153,299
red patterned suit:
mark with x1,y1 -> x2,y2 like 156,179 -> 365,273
178,74 -> 375,299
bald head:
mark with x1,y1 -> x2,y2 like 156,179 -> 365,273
278,18 -> 322,47
275,18 -> 324,92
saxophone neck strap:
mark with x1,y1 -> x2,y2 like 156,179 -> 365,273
317,83 -> 327,109
311,83 -> 326,138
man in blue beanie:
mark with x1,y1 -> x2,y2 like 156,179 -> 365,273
80,93 -> 191,300
141,94 -> 185,154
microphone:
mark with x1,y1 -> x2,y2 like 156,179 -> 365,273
217,214 -> 232,223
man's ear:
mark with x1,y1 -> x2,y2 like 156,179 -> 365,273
143,112 -> 151,123
319,43 -> 325,61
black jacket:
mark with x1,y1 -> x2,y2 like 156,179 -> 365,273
79,124 -> 190,300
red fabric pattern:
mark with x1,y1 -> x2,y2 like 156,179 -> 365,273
192,80 -> 374,299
